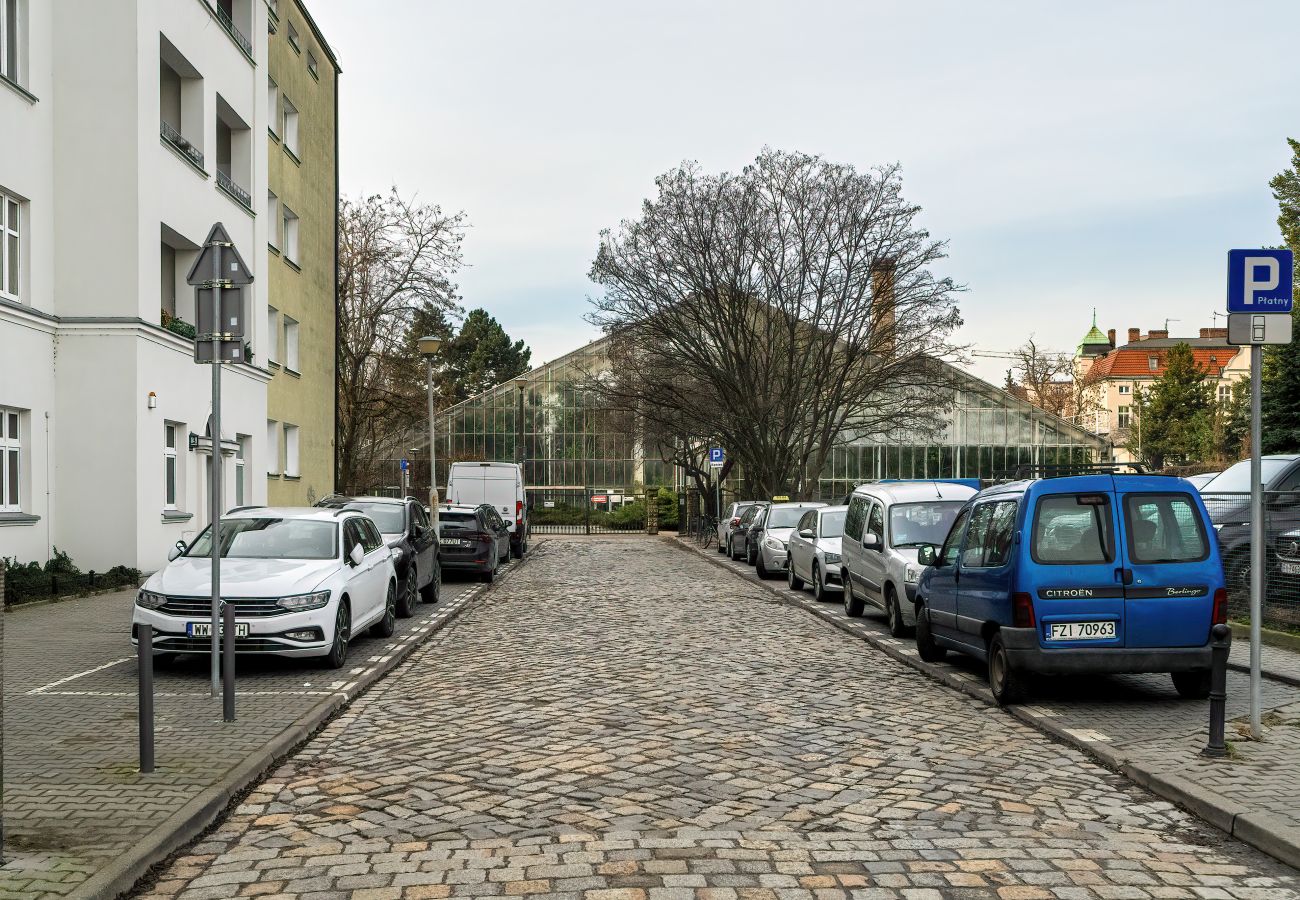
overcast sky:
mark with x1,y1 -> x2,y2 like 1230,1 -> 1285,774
309,0 -> 1299,384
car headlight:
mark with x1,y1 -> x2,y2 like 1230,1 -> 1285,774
764,538 -> 785,551
276,591 -> 331,612
823,552 -> 842,564
136,590 -> 166,610
905,565 -> 921,583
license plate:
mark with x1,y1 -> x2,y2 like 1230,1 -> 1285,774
187,621 -> 250,638
1047,621 -> 1115,641
1282,561 -> 1300,575
443,539 -> 469,547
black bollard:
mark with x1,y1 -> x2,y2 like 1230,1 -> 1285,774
1202,623 -> 1233,758
222,602 -> 236,722
138,624 -> 155,773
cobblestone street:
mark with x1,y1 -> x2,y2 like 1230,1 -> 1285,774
137,537 -> 1300,900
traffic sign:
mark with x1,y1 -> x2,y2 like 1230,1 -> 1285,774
196,287 -> 244,337
400,458 -> 409,472
708,447 -> 725,467
186,222 -> 255,287
1226,249 -> 1293,313
591,495 -> 608,504
1228,313 -> 1294,346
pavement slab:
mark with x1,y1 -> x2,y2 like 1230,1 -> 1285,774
135,537 -> 1299,899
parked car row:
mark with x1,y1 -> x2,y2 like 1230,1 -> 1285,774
720,467 -> 1231,707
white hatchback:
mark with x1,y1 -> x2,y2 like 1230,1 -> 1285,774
132,507 -> 398,669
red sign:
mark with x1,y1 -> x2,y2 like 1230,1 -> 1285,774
591,495 -> 608,504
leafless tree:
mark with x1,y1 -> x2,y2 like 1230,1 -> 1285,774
337,189 -> 467,492
1010,337 -> 1074,419
586,149 -> 964,499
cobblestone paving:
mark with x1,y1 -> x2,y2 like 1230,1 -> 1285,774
138,537 -> 1300,899
0,572 -> 488,899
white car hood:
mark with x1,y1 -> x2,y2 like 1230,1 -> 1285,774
766,527 -> 795,544
147,557 -> 340,597
816,536 -> 843,555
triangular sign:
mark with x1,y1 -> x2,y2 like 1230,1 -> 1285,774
186,222 -> 255,286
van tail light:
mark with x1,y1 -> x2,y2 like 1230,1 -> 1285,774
516,499 -> 523,528
1211,588 -> 1228,626
730,517 -> 741,527
1012,592 -> 1036,628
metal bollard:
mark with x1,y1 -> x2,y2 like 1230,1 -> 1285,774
222,602 -> 235,722
138,623 -> 155,773
1202,623 -> 1233,758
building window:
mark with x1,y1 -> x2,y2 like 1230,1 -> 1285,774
286,20 -> 300,52
307,50 -> 318,79
1148,356 -> 1159,371
215,94 -> 252,209
1117,405 -> 1131,429
267,77 -> 279,136
234,435 -> 248,505
164,422 -> 180,509
267,191 -> 279,247
1,406 -> 21,511
267,419 -> 280,474
1,189 -> 21,302
282,205 -> 299,264
281,95 -> 299,157
1117,384 -> 1130,395
159,36 -> 205,170
283,423 -> 299,477
2,0 -> 26,86
267,305 -> 279,363
284,315 -> 299,371
1218,384 -> 1231,404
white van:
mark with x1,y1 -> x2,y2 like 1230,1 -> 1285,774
446,462 -> 529,558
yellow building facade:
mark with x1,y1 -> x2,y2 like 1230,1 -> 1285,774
265,0 -> 338,505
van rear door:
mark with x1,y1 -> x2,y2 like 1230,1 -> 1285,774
1115,484 -> 1217,648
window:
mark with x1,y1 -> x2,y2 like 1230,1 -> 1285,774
307,50 -> 318,79
284,315 -> 299,371
283,423 -> 299,477
281,204 -> 299,263
159,36 -> 205,170
1032,494 -> 1115,565
2,0 -> 25,85
1148,356 -> 1159,371
1218,384 -> 1231,404
267,419 -> 280,474
797,510 -> 815,535
359,517 -> 383,552
1124,494 -> 1209,564
234,435 -> 248,506
1117,405 -> 1131,429
281,95 -> 299,156
267,191 -> 279,246
164,422 -> 179,509
215,94 -> 252,208
160,241 -> 176,318
938,507 -> 970,568
961,500 -> 1017,568
844,495 -> 866,541
267,77 -> 279,135
267,305 -> 278,363
1,189 -> 20,301
961,502 -> 993,568
888,502 -> 966,549
189,517 -> 338,560
1118,384 -> 1131,395
287,20 -> 300,52
866,501 -> 884,546
0,407 -> 22,511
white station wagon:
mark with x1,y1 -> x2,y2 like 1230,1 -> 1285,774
132,507 -> 398,669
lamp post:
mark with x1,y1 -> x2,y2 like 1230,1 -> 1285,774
418,336 -> 442,521
514,377 -> 528,469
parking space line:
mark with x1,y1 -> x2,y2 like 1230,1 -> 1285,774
26,657 -> 135,695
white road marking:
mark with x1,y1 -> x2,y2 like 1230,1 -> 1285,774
26,657 -> 134,695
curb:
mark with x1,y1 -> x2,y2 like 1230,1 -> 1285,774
68,556 -> 530,900
670,536 -> 1300,872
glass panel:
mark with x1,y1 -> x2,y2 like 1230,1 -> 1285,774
165,456 -> 176,505
7,200 -> 17,234
7,448 -> 16,506
1124,494 -> 1208,563
6,232 -> 16,295
7,412 -> 16,440
1032,494 -> 1114,564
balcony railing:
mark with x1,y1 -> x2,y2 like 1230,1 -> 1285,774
160,120 -> 204,169
216,169 -> 252,209
213,3 -> 254,59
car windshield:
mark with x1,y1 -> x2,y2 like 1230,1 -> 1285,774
185,518 -> 338,560
1202,458 -> 1291,493
345,502 -> 404,533
768,506 -> 817,528
819,511 -> 846,538
440,512 -> 477,529
889,502 -> 965,548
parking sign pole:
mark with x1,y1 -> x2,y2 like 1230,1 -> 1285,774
1249,343 -> 1263,739
209,241 -> 223,698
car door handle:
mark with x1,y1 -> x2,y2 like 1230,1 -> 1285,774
1114,567 -> 1133,585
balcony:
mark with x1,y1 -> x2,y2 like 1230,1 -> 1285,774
213,2 -> 254,60
216,169 -> 253,210
160,119 -> 204,170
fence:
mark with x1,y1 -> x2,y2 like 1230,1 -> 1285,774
527,487 -> 648,535
2,562 -> 141,607
1200,490 -> 1300,630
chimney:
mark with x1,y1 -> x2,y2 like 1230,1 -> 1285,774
1128,327 -> 1141,343
870,259 -> 896,356
1148,329 -> 1168,340
1200,327 -> 1228,339
1106,328 -> 1116,348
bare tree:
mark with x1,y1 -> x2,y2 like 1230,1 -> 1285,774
1010,337 -> 1074,418
586,149 -> 964,499
337,189 -> 467,492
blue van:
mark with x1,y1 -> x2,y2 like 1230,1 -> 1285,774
914,473 -> 1227,705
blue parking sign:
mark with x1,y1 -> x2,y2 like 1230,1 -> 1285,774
709,448 -> 725,466
400,458 -> 409,472
1226,249 -> 1293,313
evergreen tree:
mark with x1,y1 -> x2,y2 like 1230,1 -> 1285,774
405,307 -> 532,405
1262,138 -> 1300,453
1126,343 -> 1214,469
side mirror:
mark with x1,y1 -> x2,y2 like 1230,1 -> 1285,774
349,544 -> 365,567
863,533 -> 881,550
167,540 -> 186,562
917,544 -> 937,567
798,528 -> 815,539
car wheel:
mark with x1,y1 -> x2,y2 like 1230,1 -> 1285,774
988,632 -> 1027,705
842,575 -> 865,616
371,582 -> 397,638
788,561 -> 805,591
728,538 -> 738,560
813,564 -> 828,602
482,558 -> 497,584
915,603 -> 946,662
1172,669 -> 1212,700
419,567 -> 440,604
746,543 -> 757,566
756,553 -> 770,579
512,538 -> 524,560
886,586 -> 907,637
324,601 -> 351,669
716,534 -> 727,554
397,567 -> 417,618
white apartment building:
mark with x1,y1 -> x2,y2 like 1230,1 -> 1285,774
1,0 -> 278,572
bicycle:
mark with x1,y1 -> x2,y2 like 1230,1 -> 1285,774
696,515 -> 718,550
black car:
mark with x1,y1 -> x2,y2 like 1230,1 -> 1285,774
728,502 -> 769,561
437,503 -> 512,582
1200,455 -> 1300,592
744,506 -> 771,566
315,495 -> 441,615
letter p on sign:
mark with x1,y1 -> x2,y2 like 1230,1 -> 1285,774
1244,257 -> 1279,306
1227,249 -> 1294,313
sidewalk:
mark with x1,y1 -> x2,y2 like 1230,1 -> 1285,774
0,565 -> 513,900
677,535 -> 1300,872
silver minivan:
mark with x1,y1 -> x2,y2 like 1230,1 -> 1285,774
840,482 -> 976,635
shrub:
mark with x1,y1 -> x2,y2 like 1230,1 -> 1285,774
2,548 -> 140,607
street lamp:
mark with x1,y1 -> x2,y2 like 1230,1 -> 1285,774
513,376 -> 528,470
418,336 -> 442,520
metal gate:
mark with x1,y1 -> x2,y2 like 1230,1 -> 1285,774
527,486 -> 646,535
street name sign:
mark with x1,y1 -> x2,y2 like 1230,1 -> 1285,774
1226,249 -> 1293,313
1227,312 -> 1294,346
